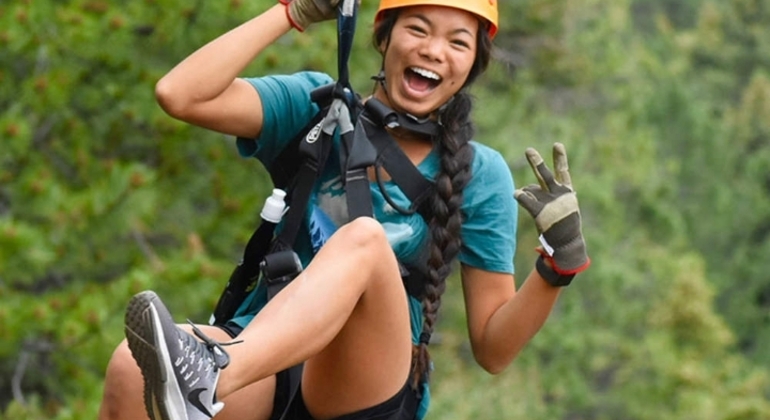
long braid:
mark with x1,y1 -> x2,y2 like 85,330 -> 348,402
373,9 -> 493,389
411,92 -> 475,388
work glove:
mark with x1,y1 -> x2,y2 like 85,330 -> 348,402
514,143 -> 590,286
281,0 -> 340,32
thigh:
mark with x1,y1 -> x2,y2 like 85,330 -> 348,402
298,222 -> 414,419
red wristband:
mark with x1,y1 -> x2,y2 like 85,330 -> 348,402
282,2 -> 305,32
535,246 -> 591,276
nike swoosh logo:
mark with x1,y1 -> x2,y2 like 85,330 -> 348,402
188,388 -> 214,417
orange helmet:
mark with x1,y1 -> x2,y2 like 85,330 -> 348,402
375,0 -> 498,39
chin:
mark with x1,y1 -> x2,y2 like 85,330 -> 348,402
379,83 -> 444,117
394,98 -> 438,118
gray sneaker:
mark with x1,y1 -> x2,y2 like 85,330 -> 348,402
125,290 -> 230,420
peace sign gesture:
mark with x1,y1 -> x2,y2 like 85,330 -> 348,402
514,143 -> 590,284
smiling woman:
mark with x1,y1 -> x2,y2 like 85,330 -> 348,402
374,7 -> 480,117
97,0 -> 591,420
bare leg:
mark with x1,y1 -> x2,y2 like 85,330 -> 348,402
98,325 -> 276,420
218,217 -> 413,419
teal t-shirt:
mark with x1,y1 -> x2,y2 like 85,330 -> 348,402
230,71 -> 518,417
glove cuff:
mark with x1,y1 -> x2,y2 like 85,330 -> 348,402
535,254 -> 575,287
535,243 -> 591,276
284,1 -> 306,32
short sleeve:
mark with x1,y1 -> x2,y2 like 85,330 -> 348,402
458,143 -> 517,274
235,71 -> 334,166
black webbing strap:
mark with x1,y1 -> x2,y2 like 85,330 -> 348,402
272,126 -> 332,252
356,99 -> 440,301
261,82 -> 333,193
272,2 -> 359,419
360,99 -> 438,218
364,97 -> 439,137
343,118 -> 376,219
210,107 -> 330,326
336,0 -> 357,96
210,220 -> 276,325
270,365 -> 304,420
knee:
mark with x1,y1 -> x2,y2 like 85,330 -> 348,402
338,217 -> 390,254
105,340 -> 136,380
102,340 -> 141,405
99,340 -> 141,419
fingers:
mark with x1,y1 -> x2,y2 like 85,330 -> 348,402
552,142 -> 573,189
514,186 -> 544,216
525,147 -> 556,192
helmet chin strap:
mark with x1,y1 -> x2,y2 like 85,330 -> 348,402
370,69 -> 454,128
371,69 -> 387,94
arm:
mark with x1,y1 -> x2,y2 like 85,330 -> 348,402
155,4 -> 291,138
462,142 -> 590,374
461,265 -> 560,374
155,0 -> 339,138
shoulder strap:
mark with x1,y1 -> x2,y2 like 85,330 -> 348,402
361,98 -> 438,220
271,3 -> 361,419
266,91 -> 332,190
342,109 -> 377,219
272,105 -> 334,252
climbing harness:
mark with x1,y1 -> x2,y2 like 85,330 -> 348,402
209,1 -> 444,417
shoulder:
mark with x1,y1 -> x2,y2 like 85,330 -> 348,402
458,141 -> 517,274
468,141 -> 513,188
235,72 -> 334,159
242,71 -> 335,98
461,141 -> 516,215
243,70 -> 334,87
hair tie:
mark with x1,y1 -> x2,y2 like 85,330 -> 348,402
419,332 -> 431,345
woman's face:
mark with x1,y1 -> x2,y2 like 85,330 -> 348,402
375,6 -> 479,118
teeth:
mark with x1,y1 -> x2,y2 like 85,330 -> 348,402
410,67 -> 440,81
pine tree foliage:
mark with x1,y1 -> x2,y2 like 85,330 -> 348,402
2,0 -> 770,418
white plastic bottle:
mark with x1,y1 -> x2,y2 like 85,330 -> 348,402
260,189 -> 287,224
209,188 -> 287,326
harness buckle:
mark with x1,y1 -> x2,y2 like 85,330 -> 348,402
262,250 -> 304,300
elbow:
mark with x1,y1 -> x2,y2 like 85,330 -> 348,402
474,351 -> 516,375
472,341 -> 526,375
155,76 -> 190,120
478,359 -> 508,375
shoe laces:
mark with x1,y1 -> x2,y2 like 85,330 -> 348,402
185,321 -> 242,370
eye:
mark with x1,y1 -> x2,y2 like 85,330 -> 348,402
406,24 -> 428,35
451,39 -> 471,49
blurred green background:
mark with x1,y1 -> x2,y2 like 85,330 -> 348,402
3,0 -> 770,418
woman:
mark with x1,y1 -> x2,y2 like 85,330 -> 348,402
98,0 -> 590,419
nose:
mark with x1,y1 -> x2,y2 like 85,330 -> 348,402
418,37 -> 445,63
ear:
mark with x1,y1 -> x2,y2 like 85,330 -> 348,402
377,37 -> 388,54
374,23 -> 390,54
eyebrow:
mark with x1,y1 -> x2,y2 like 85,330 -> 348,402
404,13 -> 475,38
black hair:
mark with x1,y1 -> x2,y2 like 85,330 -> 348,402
373,8 -> 493,389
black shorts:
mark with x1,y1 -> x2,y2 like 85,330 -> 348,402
218,322 -> 420,420
284,379 -> 419,420
217,322 -> 243,340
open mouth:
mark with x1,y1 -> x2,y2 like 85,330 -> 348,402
405,67 -> 442,92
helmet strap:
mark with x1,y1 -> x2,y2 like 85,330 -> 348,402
370,68 -> 457,128
371,69 -> 387,93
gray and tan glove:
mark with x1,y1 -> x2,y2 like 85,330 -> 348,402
281,0 -> 340,32
514,142 -> 590,286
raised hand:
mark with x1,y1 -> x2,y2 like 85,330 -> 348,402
514,143 -> 590,285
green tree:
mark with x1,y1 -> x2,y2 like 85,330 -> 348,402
3,0 -> 770,418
